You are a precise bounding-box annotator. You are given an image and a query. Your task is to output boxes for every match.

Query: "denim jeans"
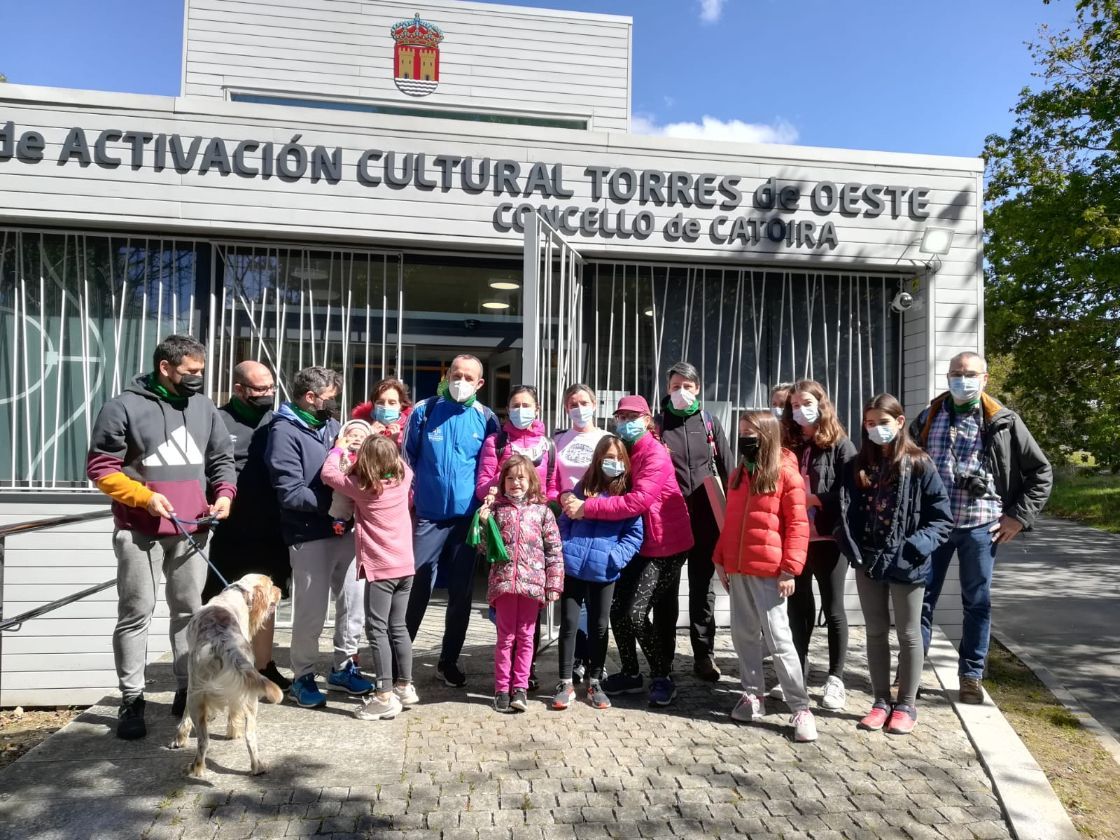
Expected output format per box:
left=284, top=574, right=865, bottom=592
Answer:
left=920, top=522, right=998, bottom=679
left=405, top=516, right=477, bottom=667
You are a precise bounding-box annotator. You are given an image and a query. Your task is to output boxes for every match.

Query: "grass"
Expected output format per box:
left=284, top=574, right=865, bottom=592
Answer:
left=1045, top=470, right=1120, bottom=533
left=985, top=639, right=1120, bottom=838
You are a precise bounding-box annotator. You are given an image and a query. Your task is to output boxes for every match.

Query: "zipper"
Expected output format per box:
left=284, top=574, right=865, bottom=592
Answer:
left=508, top=504, right=523, bottom=592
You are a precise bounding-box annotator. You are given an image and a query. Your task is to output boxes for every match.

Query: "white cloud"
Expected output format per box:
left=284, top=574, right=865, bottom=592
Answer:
left=631, top=113, right=799, bottom=146
left=698, top=0, right=726, bottom=23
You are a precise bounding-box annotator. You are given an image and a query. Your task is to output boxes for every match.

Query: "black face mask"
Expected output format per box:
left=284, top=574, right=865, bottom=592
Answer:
left=174, top=373, right=205, bottom=396
left=246, top=394, right=274, bottom=409
left=315, top=398, right=340, bottom=422
left=739, top=435, right=760, bottom=460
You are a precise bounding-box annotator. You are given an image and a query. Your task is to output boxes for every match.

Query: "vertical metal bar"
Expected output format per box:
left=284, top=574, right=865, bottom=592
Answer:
left=0, top=230, right=15, bottom=485
left=79, top=237, right=93, bottom=468
left=20, top=241, right=33, bottom=482
left=37, top=236, right=47, bottom=486
left=50, top=237, right=68, bottom=487
left=605, top=264, right=616, bottom=398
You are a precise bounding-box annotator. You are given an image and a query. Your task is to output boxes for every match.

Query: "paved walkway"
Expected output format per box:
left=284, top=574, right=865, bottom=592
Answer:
left=992, top=515, right=1120, bottom=738
left=0, top=596, right=1014, bottom=840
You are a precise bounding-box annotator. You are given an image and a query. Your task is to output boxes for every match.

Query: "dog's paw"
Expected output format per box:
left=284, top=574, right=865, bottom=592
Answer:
left=168, top=739, right=183, bottom=750
left=187, top=761, right=207, bottom=779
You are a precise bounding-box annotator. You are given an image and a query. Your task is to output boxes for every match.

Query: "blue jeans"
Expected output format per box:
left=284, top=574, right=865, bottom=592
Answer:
left=920, top=522, right=998, bottom=678
left=405, top=516, right=477, bottom=667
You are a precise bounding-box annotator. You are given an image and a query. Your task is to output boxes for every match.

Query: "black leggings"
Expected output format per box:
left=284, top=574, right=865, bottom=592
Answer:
left=787, top=540, right=849, bottom=679
left=558, top=578, right=615, bottom=682
left=610, top=553, right=686, bottom=679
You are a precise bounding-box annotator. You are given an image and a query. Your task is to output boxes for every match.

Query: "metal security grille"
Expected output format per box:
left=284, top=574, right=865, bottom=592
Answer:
left=585, top=263, right=903, bottom=436
left=211, top=243, right=404, bottom=412
left=0, top=229, right=204, bottom=489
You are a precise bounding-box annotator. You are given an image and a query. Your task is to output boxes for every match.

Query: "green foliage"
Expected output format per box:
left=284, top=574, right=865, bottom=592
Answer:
left=983, top=0, right=1120, bottom=466
left=1047, top=469, right=1120, bottom=531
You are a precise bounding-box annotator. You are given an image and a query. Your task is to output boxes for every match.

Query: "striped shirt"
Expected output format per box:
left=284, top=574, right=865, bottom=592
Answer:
left=927, top=404, right=1002, bottom=529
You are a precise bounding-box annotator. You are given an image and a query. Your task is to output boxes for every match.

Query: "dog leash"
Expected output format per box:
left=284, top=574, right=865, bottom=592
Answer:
left=169, top=513, right=230, bottom=589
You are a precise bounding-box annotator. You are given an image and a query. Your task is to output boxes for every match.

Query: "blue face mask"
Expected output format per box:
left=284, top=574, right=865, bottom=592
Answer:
left=601, top=458, right=626, bottom=478
left=568, top=405, right=595, bottom=428
left=373, top=405, right=400, bottom=424
left=948, top=376, right=983, bottom=403
left=509, top=407, right=536, bottom=430
left=616, top=419, right=646, bottom=443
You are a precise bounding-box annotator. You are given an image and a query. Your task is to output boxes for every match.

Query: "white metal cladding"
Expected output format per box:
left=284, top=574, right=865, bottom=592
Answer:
left=211, top=241, right=404, bottom=414
left=0, top=229, right=205, bottom=490
left=584, top=263, right=903, bottom=437
left=182, top=0, right=633, bottom=131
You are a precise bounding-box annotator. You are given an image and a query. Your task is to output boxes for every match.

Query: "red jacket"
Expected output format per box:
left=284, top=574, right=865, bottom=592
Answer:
left=715, top=449, right=809, bottom=578
left=582, top=432, right=693, bottom=557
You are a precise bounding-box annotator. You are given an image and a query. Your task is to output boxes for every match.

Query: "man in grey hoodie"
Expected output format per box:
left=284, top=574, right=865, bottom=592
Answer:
left=86, top=334, right=235, bottom=740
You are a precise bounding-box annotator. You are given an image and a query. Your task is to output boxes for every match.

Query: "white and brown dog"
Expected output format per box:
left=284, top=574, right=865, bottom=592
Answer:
left=170, top=573, right=283, bottom=778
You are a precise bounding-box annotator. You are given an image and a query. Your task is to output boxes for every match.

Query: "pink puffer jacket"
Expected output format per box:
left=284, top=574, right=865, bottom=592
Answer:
left=475, top=419, right=558, bottom=502
left=581, top=432, right=694, bottom=557
left=484, top=498, right=564, bottom=606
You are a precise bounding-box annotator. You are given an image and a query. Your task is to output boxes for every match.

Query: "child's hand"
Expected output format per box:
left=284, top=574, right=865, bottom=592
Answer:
left=546, top=590, right=560, bottom=602
left=370, top=421, right=387, bottom=435
left=715, top=565, right=729, bottom=591
left=479, top=506, right=490, bottom=522
left=777, top=574, right=795, bottom=599
left=333, top=434, right=347, bottom=450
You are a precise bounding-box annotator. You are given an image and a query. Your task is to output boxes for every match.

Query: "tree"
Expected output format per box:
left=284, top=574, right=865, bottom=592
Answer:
left=984, top=0, right=1120, bottom=468
left=0, top=73, right=7, bottom=83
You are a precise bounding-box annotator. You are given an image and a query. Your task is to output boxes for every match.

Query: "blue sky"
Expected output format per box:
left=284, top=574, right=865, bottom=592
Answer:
left=0, top=0, right=1074, bottom=157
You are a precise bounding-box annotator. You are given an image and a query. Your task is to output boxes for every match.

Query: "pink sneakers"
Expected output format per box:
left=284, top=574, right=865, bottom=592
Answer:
left=858, top=703, right=891, bottom=731
left=885, top=705, right=917, bottom=735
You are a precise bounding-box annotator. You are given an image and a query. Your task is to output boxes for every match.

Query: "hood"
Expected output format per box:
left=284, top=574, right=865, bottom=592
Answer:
left=502, top=418, right=547, bottom=440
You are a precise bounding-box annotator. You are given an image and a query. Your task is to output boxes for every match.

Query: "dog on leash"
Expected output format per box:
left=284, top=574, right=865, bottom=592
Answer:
left=170, top=573, right=283, bottom=778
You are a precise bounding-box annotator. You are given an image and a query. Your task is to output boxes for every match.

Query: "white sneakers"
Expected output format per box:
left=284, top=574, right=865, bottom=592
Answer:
left=354, top=693, right=403, bottom=720
left=394, top=683, right=420, bottom=706
left=820, top=675, right=847, bottom=711
left=792, top=709, right=818, bottom=742
left=731, top=692, right=765, bottom=722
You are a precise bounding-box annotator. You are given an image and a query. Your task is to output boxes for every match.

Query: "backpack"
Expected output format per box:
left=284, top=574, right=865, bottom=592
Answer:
left=496, top=430, right=557, bottom=486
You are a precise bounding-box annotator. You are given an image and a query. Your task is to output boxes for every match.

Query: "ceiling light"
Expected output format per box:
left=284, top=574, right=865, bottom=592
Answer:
left=489, top=280, right=520, bottom=291
left=482, top=301, right=510, bottom=310
left=291, top=267, right=329, bottom=281
left=919, top=228, right=954, bottom=256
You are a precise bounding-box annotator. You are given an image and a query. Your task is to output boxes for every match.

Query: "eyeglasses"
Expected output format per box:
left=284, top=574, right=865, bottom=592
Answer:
left=243, top=383, right=276, bottom=394
left=948, top=371, right=985, bottom=378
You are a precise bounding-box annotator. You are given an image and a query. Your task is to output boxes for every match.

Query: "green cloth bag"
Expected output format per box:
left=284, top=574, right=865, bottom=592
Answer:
left=466, top=508, right=510, bottom=565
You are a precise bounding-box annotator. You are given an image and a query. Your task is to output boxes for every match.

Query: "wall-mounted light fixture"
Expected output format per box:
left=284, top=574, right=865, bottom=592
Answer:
left=919, top=228, right=954, bottom=256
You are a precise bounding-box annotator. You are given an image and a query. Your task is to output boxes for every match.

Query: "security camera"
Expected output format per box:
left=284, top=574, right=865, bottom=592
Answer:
left=891, top=291, right=914, bottom=313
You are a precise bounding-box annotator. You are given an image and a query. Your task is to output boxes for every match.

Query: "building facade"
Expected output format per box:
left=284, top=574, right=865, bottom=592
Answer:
left=0, top=0, right=983, bottom=706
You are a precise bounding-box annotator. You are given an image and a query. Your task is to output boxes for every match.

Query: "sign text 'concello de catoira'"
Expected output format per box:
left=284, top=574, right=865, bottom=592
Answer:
left=0, top=123, right=938, bottom=249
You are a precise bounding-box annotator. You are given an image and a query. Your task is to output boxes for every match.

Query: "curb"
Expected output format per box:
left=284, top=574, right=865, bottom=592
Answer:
left=993, top=626, right=1120, bottom=768
left=928, top=627, right=1080, bottom=840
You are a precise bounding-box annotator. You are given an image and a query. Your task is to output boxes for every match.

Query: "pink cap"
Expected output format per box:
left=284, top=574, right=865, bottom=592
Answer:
left=615, top=395, right=651, bottom=416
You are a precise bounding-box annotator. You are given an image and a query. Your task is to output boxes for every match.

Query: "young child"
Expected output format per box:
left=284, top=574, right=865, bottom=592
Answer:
left=327, top=419, right=372, bottom=535
left=321, top=434, right=418, bottom=721
left=555, top=435, right=644, bottom=710
left=479, top=454, right=564, bottom=713
left=714, top=409, right=817, bottom=742
left=836, top=393, right=952, bottom=735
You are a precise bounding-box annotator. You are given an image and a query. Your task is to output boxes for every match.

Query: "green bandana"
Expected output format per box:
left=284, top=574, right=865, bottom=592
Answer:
left=437, top=377, right=478, bottom=408
left=228, top=395, right=267, bottom=425
left=290, top=402, right=324, bottom=428
left=666, top=400, right=701, bottom=418
left=951, top=397, right=981, bottom=414
left=147, top=373, right=187, bottom=405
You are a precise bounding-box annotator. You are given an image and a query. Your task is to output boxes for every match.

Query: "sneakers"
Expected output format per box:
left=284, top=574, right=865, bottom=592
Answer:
left=527, top=663, right=540, bottom=692
left=586, top=680, right=611, bottom=710
left=648, top=676, right=677, bottom=707
left=571, top=660, right=587, bottom=684
left=885, top=704, right=917, bottom=735
left=327, top=660, right=373, bottom=696
left=730, top=692, right=765, bottom=723
left=768, top=683, right=786, bottom=702
left=289, top=674, right=328, bottom=708
left=792, top=709, right=818, bottom=742
left=494, top=692, right=511, bottom=713
left=394, top=683, right=420, bottom=707
left=117, top=695, right=147, bottom=740
left=959, top=676, right=984, bottom=705
left=858, top=701, right=891, bottom=731
left=820, top=675, right=847, bottom=711
left=260, top=661, right=292, bottom=692
left=551, top=681, right=576, bottom=710
left=693, top=655, right=722, bottom=682
left=509, top=688, right=529, bottom=713
left=601, top=672, right=644, bottom=696
left=354, top=693, right=403, bottom=721
left=171, top=687, right=187, bottom=718
left=437, top=660, right=467, bottom=688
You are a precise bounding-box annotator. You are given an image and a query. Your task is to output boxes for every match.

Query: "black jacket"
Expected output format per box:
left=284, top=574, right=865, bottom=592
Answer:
left=836, top=455, right=954, bottom=585
left=790, top=436, right=857, bottom=537
left=214, top=403, right=281, bottom=543
left=912, top=392, right=1053, bottom=529
left=655, top=400, right=734, bottom=498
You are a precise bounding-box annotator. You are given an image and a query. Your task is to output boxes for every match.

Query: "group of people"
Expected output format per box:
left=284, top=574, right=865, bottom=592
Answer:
left=88, top=334, right=1052, bottom=745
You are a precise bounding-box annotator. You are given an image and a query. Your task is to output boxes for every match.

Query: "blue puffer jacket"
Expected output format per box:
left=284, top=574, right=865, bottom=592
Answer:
left=404, top=396, right=499, bottom=522
left=558, top=489, right=644, bottom=583
left=264, top=403, right=341, bottom=546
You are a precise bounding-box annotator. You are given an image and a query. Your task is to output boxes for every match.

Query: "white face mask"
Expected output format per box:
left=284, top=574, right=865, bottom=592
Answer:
left=601, top=458, right=626, bottom=478
left=867, top=423, right=898, bottom=445
left=449, top=379, right=476, bottom=403
left=568, top=405, right=595, bottom=428
left=948, top=376, right=983, bottom=403
left=771, top=406, right=784, bottom=419
left=670, top=387, right=697, bottom=411
left=793, top=403, right=819, bottom=426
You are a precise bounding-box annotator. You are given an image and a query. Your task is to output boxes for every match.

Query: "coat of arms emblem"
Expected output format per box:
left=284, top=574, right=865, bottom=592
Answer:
left=391, top=13, right=444, bottom=97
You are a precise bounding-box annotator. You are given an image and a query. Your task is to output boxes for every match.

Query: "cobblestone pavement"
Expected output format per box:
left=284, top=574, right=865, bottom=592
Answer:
left=0, top=594, right=1012, bottom=839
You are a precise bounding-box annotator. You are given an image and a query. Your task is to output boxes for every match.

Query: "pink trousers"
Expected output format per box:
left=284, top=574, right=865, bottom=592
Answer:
left=493, top=593, right=539, bottom=693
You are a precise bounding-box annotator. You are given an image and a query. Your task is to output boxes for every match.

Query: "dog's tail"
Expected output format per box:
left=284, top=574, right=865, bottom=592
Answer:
left=250, top=669, right=284, bottom=704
